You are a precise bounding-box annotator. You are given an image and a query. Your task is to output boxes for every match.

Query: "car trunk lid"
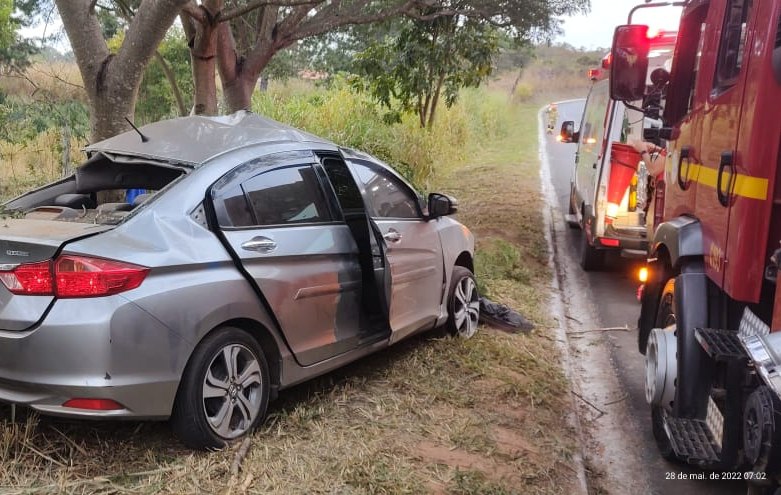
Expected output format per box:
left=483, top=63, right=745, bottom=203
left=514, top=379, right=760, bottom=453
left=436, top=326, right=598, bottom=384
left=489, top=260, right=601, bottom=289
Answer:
left=0, top=219, right=112, bottom=330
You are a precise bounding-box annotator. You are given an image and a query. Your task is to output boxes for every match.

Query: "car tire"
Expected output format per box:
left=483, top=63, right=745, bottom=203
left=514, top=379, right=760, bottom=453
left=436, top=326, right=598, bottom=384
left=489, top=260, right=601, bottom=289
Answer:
left=650, top=278, right=682, bottom=463
left=171, top=326, right=270, bottom=450
left=578, top=229, right=604, bottom=271
left=446, top=266, right=480, bottom=339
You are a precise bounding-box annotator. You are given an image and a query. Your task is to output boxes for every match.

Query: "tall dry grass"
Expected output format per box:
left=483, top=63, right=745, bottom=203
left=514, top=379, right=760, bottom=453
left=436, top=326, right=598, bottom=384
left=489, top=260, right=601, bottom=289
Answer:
left=252, top=79, right=511, bottom=190
left=0, top=61, right=85, bottom=103
left=0, top=130, right=86, bottom=200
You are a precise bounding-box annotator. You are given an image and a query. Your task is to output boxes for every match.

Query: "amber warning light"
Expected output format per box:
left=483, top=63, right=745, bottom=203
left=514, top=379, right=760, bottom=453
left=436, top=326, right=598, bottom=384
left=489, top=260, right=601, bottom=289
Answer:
left=638, top=267, right=649, bottom=283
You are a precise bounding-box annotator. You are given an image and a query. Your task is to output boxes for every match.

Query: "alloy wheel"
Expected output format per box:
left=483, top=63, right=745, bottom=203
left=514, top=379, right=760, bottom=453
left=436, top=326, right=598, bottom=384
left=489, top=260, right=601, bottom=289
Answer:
left=453, top=276, right=479, bottom=338
left=202, top=344, right=263, bottom=439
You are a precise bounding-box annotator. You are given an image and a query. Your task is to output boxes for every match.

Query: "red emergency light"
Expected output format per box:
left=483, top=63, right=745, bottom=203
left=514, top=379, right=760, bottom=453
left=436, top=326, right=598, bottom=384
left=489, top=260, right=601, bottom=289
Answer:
left=601, top=52, right=612, bottom=69
left=587, top=68, right=602, bottom=80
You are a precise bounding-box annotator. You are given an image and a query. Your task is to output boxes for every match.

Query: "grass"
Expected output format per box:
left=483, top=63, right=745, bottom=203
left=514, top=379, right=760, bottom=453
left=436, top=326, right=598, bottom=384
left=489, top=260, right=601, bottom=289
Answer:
left=0, top=83, right=578, bottom=493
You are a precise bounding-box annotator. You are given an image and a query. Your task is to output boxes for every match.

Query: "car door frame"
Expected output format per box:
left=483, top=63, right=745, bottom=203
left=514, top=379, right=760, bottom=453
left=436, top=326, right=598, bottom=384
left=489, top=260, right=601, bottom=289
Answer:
left=204, top=149, right=391, bottom=367
left=342, top=154, right=447, bottom=343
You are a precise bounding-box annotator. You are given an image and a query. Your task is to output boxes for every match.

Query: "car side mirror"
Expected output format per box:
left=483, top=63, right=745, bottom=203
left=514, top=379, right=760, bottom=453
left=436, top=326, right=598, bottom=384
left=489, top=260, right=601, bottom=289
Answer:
left=428, top=193, right=457, bottom=219
left=610, top=24, right=651, bottom=102
left=559, top=121, right=578, bottom=143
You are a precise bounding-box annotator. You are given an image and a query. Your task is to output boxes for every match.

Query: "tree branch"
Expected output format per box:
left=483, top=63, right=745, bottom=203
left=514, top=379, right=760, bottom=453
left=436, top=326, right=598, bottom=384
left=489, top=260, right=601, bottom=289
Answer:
left=153, top=51, right=188, bottom=116
left=114, top=0, right=191, bottom=89
left=286, top=1, right=415, bottom=44
left=215, top=20, right=239, bottom=83
left=54, top=0, right=110, bottom=94
left=241, top=5, right=280, bottom=76
left=219, top=0, right=321, bottom=23
left=181, top=1, right=207, bottom=24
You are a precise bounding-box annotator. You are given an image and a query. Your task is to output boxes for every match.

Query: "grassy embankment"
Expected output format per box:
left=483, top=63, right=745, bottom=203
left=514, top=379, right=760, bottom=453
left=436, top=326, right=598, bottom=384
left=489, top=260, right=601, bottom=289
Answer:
left=0, top=73, right=580, bottom=494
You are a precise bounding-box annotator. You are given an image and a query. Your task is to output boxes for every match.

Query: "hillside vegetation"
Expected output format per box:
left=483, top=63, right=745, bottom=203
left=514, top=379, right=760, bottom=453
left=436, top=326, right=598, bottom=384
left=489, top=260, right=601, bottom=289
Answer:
left=0, top=42, right=601, bottom=199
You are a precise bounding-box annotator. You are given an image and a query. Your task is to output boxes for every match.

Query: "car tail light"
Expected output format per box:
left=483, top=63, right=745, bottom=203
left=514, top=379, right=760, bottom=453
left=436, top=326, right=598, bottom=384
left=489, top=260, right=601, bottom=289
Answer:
left=599, top=238, right=620, bottom=247
left=0, top=256, right=148, bottom=298
left=55, top=255, right=148, bottom=298
left=63, top=398, right=124, bottom=410
left=0, top=261, right=53, bottom=295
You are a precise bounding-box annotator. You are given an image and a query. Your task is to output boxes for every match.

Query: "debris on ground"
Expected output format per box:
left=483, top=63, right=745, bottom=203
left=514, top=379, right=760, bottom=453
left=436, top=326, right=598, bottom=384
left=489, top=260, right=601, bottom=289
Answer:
left=479, top=297, right=534, bottom=333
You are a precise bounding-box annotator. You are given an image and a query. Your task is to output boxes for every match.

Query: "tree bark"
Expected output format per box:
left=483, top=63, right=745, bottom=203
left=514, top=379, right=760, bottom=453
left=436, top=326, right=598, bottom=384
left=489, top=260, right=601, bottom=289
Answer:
left=427, top=72, right=446, bottom=128
left=185, top=1, right=428, bottom=115
left=56, top=0, right=188, bottom=142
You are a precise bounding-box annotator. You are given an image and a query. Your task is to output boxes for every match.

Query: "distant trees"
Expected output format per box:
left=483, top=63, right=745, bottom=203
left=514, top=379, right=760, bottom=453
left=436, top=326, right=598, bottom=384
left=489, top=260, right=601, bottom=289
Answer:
left=353, top=16, right=499, bottom=128
left=50, top=0, right=589, bottom=142
left=0, top=0, right=38, bottom=73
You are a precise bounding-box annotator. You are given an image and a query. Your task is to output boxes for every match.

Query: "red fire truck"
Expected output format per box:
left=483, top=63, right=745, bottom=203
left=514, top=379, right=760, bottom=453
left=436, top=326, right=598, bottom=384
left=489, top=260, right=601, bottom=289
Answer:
left=610, top=0, right=781, bottom=489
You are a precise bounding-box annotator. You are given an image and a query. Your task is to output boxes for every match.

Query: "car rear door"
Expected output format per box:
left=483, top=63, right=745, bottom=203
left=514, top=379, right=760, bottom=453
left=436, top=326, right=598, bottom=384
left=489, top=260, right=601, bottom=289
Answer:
left=346, top=158, right=445, bottom=343
left=209, top=150, right=367, bottom=366
left=575, top=80, right=611, bottom=214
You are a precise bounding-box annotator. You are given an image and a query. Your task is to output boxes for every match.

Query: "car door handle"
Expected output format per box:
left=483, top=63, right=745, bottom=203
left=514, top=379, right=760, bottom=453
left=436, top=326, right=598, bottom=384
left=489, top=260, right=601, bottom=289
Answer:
left=241, top=236, right=277, bottom=253
left=383, top=229, right=402, bottom=243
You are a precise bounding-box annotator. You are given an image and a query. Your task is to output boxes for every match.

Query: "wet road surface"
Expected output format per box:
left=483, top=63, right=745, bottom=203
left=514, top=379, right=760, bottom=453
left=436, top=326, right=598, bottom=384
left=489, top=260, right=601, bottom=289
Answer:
left=543, top=99, right=744, bottom=495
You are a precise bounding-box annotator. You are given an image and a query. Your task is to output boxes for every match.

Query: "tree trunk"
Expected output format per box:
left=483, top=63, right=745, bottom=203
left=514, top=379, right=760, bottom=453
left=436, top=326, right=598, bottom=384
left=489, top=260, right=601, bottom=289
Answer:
left=90, top=90, right=138, bottom=142
left=223, top=75, right=255, bottom=112
left=192, top=53, right=218, bottom=115
left=186, top=6, right=220, bottom=116
left=56, top=0, right=187, bottom=141
left=427, top=72, right=446, bottom=128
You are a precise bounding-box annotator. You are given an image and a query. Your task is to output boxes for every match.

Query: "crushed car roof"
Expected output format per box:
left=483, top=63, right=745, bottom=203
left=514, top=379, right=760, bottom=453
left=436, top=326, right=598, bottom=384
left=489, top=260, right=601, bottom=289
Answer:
left=85, top=111, right=333, bottom=166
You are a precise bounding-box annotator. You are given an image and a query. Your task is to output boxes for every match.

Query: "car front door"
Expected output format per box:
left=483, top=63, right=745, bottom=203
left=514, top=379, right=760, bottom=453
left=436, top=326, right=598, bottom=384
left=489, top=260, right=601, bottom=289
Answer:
left=209, top=150, right=366, bottom=366
left=346, top=158, right=445, bottom=343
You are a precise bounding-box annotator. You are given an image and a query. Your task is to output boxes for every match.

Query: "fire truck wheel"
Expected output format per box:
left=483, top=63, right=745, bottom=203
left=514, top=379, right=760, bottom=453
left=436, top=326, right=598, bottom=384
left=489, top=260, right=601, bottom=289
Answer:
left=579, top=230, right=604, bottom=271
left=650, top=277, right=683, bottom=462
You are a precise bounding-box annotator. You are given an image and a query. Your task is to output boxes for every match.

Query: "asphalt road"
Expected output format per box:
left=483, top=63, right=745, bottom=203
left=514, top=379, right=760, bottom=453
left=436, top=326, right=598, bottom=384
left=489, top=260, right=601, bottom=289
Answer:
left=544, top=99, right=744, bottom=495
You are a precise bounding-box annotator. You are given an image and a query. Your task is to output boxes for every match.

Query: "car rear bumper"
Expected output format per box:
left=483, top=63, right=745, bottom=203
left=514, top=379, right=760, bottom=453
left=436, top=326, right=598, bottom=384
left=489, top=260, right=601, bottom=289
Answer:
left=593, top=235, right=648, bottom=252
left=0, top=295, right=186, bottom=419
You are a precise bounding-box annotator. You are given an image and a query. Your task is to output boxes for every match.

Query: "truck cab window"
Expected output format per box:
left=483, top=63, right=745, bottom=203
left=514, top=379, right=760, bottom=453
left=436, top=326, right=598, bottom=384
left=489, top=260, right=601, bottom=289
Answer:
left=714, top=0, right=753, bottom=91
left=664, top=5, right=708, bottom=123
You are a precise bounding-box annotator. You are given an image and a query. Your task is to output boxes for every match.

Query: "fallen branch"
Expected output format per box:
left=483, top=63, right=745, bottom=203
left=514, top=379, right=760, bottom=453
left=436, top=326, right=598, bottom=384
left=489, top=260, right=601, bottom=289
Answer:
left=567, top=325, right=630, bottom=335
left=231, top=437, right=252, bottom=476
left=571, top=391, right=606, bottom=418
left=604, top=394, right=628, bottom=406
left=564, top=314, right=582, bottom=324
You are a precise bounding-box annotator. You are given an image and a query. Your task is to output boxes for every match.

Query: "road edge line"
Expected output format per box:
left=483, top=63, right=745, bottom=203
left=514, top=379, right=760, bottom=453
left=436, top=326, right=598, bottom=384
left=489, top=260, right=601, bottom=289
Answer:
left=537, top=106, right=589, bottom=495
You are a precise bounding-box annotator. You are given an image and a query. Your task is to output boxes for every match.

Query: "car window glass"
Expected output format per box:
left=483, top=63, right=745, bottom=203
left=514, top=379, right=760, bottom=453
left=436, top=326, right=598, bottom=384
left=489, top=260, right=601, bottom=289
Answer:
left=349, top=162, right=420, bottom=218
left=321, top=157, right=365, bottom=212
left=579, top=80, right=609, bottom=163
left=243, top=166, right=331, bottom=226
left=217, top=183, right=254, bottom=227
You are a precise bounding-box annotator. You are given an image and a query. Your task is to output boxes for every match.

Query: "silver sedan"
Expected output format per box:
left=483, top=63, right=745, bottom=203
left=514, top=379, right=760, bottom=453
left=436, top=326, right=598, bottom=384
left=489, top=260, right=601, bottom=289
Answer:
left=0, top=111, right=478, bottom=449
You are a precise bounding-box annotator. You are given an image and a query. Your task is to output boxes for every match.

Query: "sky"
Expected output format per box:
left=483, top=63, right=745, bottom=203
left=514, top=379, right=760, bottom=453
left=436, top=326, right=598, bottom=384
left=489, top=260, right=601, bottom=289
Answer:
left=24, top=1, right=684, bottom=54
left=557, top=0, right=684, bottom=50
